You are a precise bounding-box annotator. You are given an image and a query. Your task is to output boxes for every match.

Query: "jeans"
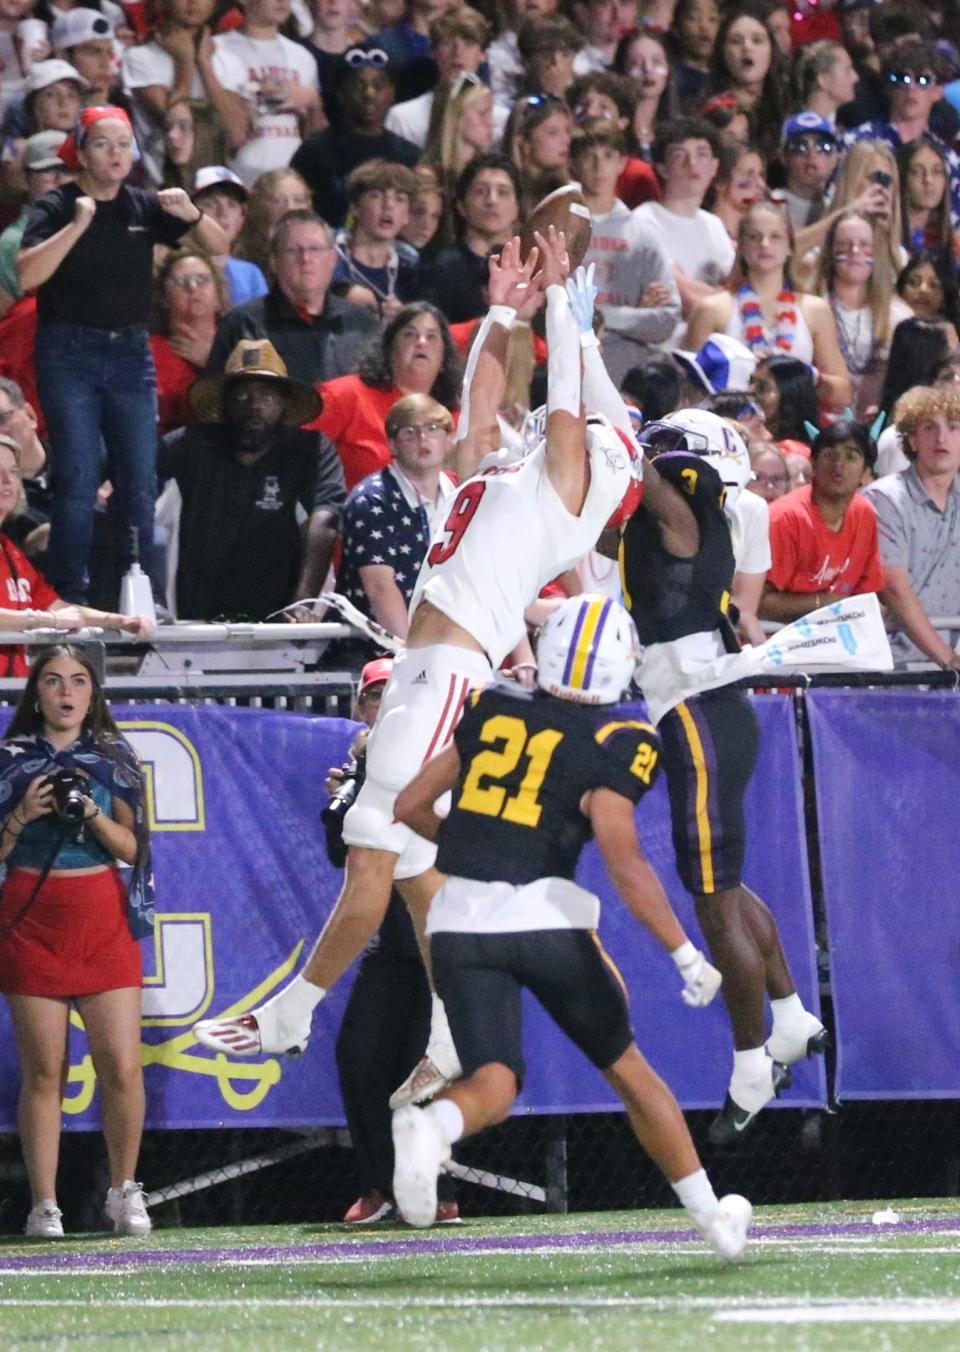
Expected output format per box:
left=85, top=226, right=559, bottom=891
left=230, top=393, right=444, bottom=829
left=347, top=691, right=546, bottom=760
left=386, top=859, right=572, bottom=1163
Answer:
left=35, top=321, right=158, bottom=604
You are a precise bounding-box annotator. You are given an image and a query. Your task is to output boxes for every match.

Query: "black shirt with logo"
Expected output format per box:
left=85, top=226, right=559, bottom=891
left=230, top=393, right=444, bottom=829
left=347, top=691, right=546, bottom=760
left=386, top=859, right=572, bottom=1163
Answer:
left=160, top=424, right=346, bottom=621
left=22, top=183, right=191, bottom=329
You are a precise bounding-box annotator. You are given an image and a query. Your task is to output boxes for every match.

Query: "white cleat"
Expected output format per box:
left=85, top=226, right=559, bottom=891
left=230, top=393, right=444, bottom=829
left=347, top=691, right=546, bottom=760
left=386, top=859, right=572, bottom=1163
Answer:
left=195, top=1002, right=311, bottom=1058
left=698, top=1194, right=752, bottom=1262
left=389, top=1041, right=462, bottom=1111
left=766, top=1013, right=830, bottom=1066
left=391, top=1106, right=451, bottom=1229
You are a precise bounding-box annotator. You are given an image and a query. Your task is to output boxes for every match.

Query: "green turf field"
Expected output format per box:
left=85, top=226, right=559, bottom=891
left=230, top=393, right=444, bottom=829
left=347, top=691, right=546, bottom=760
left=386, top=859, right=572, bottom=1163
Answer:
left=1, top=1201, right=958, bottom=1351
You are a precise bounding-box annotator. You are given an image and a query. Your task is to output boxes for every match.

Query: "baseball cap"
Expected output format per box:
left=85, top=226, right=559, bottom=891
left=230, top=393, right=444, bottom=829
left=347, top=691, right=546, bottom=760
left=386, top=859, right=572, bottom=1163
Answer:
left=193, top=165, right=248, bottom=202
left=25, top=59, right=89, bottom=96
left=51, top=8, right=113, bottom=49
left=358, top=657, right=393, bottom=695
left=783, top=111, right=838, bottom=147
left=672, top=335, right=756, bottom=396
left=23, top=129, right=69, bottom=172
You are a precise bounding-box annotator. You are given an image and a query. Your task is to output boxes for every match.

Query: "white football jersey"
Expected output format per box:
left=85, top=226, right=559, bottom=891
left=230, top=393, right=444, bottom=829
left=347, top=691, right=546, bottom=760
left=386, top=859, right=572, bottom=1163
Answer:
left=409, top=436, right=633, bottom=666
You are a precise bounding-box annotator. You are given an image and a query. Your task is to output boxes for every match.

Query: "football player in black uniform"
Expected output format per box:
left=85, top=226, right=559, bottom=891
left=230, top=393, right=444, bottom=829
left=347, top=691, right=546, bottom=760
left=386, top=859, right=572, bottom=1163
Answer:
left=619, top=408, right=827, bottom=1146
left=391, top=594, right=752, bottom=1261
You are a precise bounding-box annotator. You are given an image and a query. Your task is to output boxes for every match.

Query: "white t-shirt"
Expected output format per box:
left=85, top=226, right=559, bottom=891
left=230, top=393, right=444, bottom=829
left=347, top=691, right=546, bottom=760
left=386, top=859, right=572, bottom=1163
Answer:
left=385, top=89, right=433, bottom=148
left=633, top=202, right=734, bottom=348
left=122, top=40, right=246, bottom=185
left=729, top=488, right=771, bottom=575
left=213, top=30, right=318, bottom=186
left=634, top=202, right=735, bottom=286
left=0, top=31, right=26, bottom=114
left=410, top=437, right=634, bottom=667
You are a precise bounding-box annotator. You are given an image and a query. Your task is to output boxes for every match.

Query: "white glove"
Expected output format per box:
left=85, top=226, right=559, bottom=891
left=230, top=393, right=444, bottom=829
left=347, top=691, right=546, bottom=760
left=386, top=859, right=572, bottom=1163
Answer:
left=565, top=263, right=597, bottom=334
left=674, top=945, right=722, bottom=1008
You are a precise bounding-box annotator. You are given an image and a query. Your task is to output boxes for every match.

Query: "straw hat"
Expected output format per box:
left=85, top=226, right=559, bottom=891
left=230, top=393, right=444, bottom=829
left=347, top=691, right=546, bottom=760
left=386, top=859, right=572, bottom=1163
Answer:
left=188, top=340, right=322, bottom=427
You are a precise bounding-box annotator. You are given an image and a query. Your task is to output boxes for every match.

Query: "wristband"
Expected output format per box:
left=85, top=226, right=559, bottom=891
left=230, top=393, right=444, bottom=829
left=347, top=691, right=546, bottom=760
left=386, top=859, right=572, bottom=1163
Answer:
left=579, top=330, right=600, bottom=351
left=671, top=940, right=698, bottom=969
left=85, top=805, right=101, bottom=823
left=486, top=304, right=516, bottom=332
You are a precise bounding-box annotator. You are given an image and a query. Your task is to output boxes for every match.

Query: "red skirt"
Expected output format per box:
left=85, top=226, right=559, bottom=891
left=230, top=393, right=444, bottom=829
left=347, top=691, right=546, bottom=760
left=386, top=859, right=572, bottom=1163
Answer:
left=0, top=869, right=143, bottom=997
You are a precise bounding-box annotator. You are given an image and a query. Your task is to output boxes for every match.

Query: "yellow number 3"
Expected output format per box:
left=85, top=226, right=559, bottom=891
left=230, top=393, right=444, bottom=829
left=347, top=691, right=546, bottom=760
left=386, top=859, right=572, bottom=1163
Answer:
left=680, top=467, right=699, bottom=495
left=459, top=715, right=564, bottom=828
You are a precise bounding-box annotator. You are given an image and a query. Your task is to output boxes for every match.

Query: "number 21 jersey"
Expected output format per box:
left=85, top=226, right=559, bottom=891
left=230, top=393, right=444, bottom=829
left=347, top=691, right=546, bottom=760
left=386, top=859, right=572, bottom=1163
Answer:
left=436, top=684, right=661, bottom=885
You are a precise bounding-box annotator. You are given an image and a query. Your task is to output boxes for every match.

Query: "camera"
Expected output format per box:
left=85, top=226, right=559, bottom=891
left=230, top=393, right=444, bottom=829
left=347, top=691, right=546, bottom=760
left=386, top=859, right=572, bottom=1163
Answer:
left=44, top=769, right=88, bottom=825
left=322, top=768, right=360, bottom=827
left=869, top=170, right=893, bottom=189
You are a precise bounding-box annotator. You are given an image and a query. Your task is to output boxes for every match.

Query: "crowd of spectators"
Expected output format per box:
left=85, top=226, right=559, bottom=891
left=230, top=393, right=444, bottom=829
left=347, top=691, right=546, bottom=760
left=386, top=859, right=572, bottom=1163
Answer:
left=0, top=0, right=956, bottom=667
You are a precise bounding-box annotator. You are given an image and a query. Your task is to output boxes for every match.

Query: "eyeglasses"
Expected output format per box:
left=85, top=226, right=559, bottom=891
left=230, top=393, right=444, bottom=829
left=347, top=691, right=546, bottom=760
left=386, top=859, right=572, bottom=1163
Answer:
left=281, top=245, right=330, bottom=260
left=887, top=70, right=937, bottom=87
left=344, top=46, right=389, bottom=68
left=171, top=273, right=214, bottom=289
left=753, top=472, right=788, bottom=487
left=392, top=421, right=450, bottom=444
left=785, top=137, right=838, bottom=155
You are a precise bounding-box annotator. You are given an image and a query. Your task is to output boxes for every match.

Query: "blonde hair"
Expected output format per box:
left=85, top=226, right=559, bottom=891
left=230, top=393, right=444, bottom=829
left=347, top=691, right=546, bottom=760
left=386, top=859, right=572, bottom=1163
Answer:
left=893, top=384, right=960, bottom=438
left=385, top=393, right=453, bottom=436
left=234, top=168, right=312, bottom=276
left=830, top=140, right=903, bottom=277
left=731, top=202, right=798, bottom=290
left=423, top=76, right=494, bottom=194
left=817, top=210, right=897, bottom=346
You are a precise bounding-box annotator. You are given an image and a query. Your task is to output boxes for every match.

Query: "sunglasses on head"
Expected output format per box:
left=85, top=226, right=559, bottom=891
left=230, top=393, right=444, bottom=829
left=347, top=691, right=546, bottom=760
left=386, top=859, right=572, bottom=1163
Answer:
left=887, top=70, right=937, bottom=87
left=344, top=47, right=390, bottom=68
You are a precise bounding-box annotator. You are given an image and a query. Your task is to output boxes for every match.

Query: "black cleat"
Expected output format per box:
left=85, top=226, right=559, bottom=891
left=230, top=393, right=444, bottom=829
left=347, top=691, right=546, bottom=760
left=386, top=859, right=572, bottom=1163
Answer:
left=806, top=1026, right=831, bottom=1058
left=708, top=1061, right=792, bottom=1148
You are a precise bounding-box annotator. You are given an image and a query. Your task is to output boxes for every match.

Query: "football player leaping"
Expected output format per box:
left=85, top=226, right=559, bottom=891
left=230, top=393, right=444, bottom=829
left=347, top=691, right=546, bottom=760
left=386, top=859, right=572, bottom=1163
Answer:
left=195, top=232, right=649, bottom=1100
left=391, top=594, right=749, bottom=1260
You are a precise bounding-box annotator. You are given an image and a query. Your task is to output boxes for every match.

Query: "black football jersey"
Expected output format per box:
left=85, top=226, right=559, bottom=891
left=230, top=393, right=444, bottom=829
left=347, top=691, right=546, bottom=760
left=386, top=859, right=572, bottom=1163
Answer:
left=619, top=451, right=737, bottom=648
left=435, top=684, right=661, bottom=885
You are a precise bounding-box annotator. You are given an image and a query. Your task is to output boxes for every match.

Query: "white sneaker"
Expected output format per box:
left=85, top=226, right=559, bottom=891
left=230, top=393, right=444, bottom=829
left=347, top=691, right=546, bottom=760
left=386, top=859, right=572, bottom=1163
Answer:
left=25, top=1200, right=63, bottom=1238
left=767, top=1012, right=829, bottom=1066
left=105, top=1180, right=152, bottom=1236
left=698, top=1194, right=752, bottom=1262
left=392, top=1106, right=451, bottom=1229
left=195, top=999, right=312, bottom=1058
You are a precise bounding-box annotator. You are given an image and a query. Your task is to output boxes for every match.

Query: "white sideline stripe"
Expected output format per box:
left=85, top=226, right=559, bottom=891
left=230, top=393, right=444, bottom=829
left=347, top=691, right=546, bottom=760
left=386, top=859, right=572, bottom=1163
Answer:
left=0, top=1295, right=957, bottom=1314
left=716, top=1301, right=960, bottom=1325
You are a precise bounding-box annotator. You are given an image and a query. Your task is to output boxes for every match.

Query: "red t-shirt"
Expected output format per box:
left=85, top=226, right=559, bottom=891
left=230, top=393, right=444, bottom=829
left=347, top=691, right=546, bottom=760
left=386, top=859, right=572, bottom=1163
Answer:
left=767, top=485, right=885, bottom=598
left=0, top=534, right=60, bottom=677
left=449, top=320, right=548, bottom=365
left=309, top=377, right=398, bottom=492
left=0, top=297, right=40, bottom=435
left=616, top=158, right=661, bottom=211
left=149, top=335, right=198, bottom=435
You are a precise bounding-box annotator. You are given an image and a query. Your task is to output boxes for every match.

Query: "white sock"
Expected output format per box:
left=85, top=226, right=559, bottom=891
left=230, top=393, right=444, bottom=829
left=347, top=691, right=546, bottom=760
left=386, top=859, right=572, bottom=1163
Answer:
left=427, top=993, right=453, bottom=1050
left=730, top=1046, right=774, bottom=1113
left=770, top=992, right=815, bottom=1036
left=672, top=1168, right=719, bottom=1228
left=426, top=1098, right=464, bottom=1146
left=272, top=973, right=326, bottom=1019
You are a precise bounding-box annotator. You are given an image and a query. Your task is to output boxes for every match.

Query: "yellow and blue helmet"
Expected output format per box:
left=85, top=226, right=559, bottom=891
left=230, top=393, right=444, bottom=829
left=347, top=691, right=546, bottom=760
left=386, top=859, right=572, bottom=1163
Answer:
left=535, top=594, right=640, bottom=706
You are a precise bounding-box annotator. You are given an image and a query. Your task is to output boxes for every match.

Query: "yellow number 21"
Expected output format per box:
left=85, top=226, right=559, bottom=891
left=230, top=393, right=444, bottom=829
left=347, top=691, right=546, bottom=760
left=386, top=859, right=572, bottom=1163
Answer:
left=459, top=715, right=564, bottom=829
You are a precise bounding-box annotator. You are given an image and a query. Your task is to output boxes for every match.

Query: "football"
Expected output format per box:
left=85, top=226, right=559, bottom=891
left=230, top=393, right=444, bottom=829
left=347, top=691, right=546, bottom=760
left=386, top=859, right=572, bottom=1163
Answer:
left=518, top=183, right=593, bottom=271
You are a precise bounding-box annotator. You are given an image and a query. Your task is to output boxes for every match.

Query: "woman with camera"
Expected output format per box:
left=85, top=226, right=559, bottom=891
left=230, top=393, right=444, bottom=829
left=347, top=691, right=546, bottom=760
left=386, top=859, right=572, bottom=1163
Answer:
left=0, top=645, right=154, bottom=1239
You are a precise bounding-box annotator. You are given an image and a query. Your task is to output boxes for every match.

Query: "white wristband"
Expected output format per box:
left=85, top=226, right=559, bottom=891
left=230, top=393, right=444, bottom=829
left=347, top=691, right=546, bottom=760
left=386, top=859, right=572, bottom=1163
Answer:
left=671, top=940, right=699, bottom=969
left=486, top=305, right=517, bottom=332
left=579, top=330, right=600, bottom=351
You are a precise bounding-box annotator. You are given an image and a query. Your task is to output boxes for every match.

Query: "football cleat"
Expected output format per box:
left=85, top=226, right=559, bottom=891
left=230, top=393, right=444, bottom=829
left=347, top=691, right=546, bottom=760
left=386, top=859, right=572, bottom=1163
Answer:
left=389, top=1049, right=460, bottom=1111
left=392, top=1106, right=452, bottom=1229
left=194, top=1005, right=310, bottom=1058
left=343, top=1191, right=396, bottom=1224
left=767, top=1015, right=830, bottom=1067
left=697, top=1194, right=752, bottom=1262
left=708, top=1060, right=791, bottom=1148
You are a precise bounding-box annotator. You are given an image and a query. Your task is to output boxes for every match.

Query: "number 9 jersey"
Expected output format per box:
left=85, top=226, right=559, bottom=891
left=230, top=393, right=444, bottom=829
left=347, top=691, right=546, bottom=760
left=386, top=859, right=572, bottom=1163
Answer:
left=409, top=436, right=636, bottom=669
left=435, top=683, right=661, bottom=887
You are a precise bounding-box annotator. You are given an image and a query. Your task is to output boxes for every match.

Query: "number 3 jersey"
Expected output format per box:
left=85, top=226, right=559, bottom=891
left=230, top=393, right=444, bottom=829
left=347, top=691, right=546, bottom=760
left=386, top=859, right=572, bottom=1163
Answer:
left=409, top=437, right=635, bottom=668
left=435, top=683, right=661, bottom=888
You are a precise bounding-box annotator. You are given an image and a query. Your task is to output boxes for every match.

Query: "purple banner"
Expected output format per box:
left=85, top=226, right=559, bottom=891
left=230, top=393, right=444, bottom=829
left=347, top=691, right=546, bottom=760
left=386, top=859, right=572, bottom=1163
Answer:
left=0, top=697, right=824, bottom=1132
left=807, top=689, right=960, bottom=1100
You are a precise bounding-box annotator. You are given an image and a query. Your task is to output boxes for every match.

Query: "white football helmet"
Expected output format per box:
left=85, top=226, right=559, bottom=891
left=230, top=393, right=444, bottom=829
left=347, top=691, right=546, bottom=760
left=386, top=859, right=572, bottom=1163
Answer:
left=640, top=407, right=752, bottom=505
left=536, top=594, right=640, bottom=705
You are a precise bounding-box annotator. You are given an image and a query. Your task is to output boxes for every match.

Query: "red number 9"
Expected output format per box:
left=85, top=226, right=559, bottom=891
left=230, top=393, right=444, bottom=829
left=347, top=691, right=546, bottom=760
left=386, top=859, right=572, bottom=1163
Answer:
left=427, top=480, right=486, bottom=567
